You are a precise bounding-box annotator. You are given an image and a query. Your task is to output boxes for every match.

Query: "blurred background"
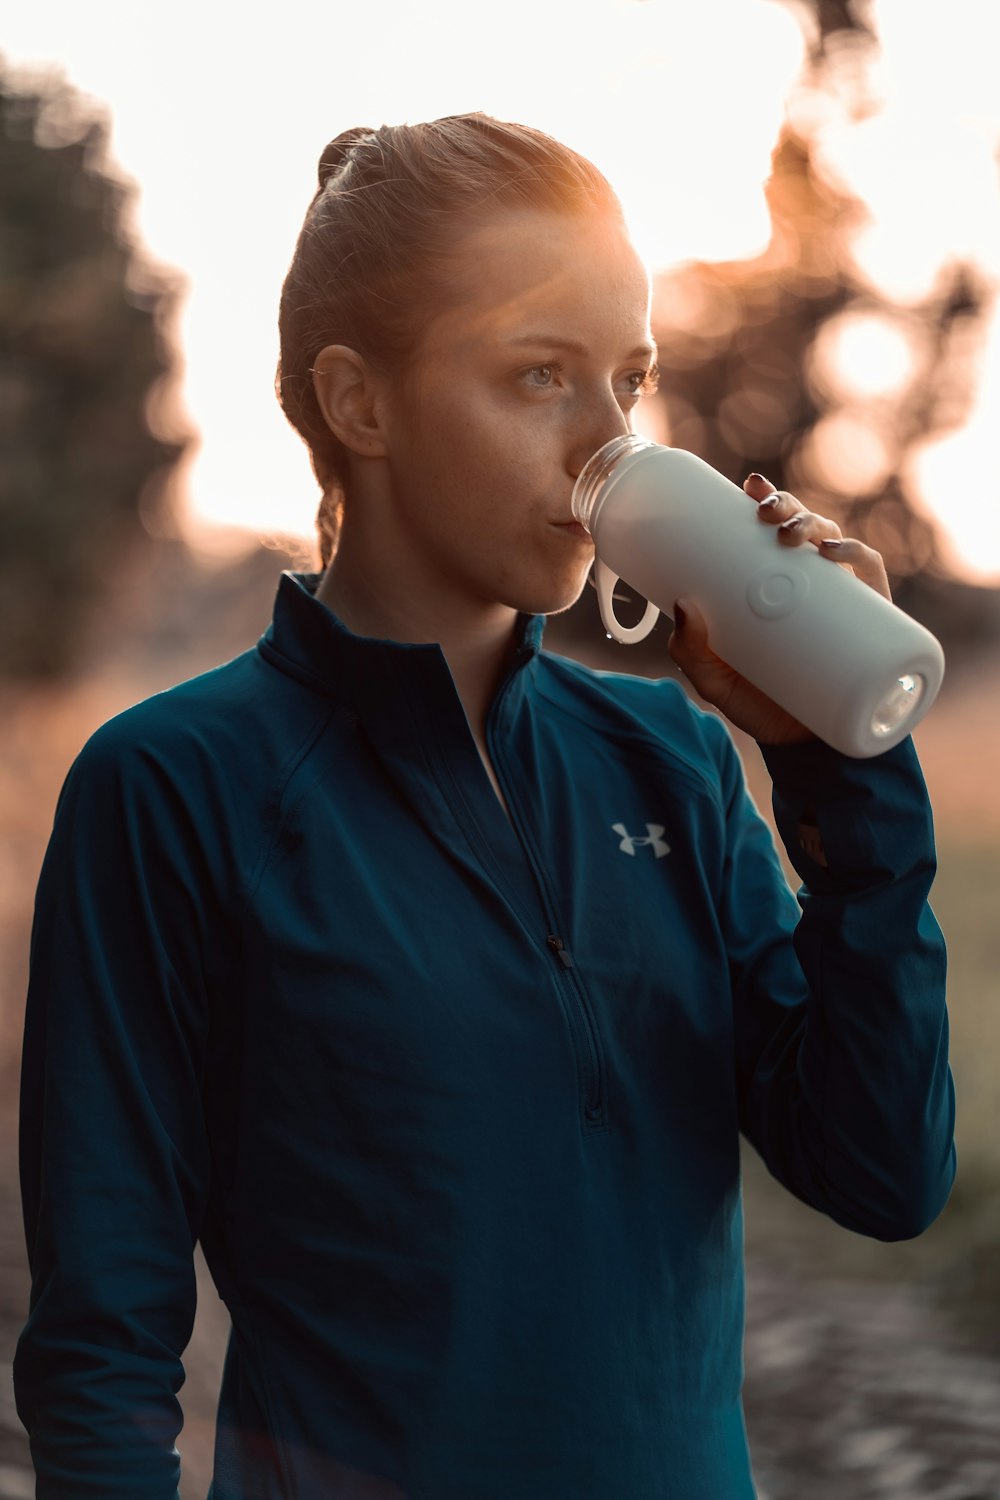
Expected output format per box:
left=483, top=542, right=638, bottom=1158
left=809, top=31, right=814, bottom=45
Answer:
left=1, top=1, right=999, bottom=1496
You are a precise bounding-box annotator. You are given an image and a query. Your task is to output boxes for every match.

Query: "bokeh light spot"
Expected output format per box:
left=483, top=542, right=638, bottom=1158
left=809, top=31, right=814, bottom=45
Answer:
left=798, top=409, right=895, bottom=497
left=808, top=309, right=920, bottom=404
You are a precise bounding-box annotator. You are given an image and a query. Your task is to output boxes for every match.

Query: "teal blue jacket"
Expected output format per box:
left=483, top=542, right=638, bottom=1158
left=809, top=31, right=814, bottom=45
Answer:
left=16, top=571, right=956, bottom=1499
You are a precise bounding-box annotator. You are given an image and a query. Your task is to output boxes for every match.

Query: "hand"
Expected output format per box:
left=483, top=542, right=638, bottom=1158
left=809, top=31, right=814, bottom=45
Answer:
left=666, top=472, right=892, bottom=745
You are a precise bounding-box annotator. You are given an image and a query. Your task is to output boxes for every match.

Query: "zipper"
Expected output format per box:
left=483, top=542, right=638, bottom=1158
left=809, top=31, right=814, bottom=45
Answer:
left=483, top=665, right=606, bottom=1129
left=546, top=936, right=604, bottom=1124
left=546, top=935, right=573, bottom=969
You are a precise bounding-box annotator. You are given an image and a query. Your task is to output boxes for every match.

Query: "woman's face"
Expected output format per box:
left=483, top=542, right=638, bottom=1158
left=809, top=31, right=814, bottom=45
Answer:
left=373, top=207, right=656, bottom=621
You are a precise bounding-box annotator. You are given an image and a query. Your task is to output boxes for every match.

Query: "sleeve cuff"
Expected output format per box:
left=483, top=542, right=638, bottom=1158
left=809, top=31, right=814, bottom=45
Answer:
left=755, top=735, right=935, bottom=890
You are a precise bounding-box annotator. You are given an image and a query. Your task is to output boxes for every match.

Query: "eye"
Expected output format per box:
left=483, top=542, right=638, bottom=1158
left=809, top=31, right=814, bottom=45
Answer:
left=520, top=361, right=564, bottom=390
left=624, top=365, right=660, bottom=398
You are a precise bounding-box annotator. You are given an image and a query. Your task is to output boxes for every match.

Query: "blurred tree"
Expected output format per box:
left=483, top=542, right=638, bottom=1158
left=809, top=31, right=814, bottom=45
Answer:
left=552, top=97, right=1000, bottom=662
left=0, top=60, right=190, bottom=678
left=783, top=0, right=875, bottom=54
left=647, top=127, right=955, bottom=578
left=646, top=104, right=1000, bottom=638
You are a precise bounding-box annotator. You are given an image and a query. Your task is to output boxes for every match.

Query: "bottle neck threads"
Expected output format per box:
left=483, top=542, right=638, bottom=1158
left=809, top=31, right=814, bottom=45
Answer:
left=571, top=434, right=659, bottom=532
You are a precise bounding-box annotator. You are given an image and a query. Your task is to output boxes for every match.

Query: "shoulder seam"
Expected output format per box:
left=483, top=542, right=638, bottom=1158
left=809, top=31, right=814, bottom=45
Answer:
left=534, top=659, right=727, bottom=808
left=242, top=703, right=342, bottom=908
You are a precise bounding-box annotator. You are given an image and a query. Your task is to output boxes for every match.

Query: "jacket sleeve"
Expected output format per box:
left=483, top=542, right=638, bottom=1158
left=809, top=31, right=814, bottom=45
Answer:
left=716, top=725, right=956, bottom=1241
left=15, top=717, right=216, bottom=1498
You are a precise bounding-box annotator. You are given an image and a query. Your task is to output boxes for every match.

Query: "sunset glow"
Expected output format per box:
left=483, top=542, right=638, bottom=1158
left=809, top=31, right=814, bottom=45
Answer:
left=906, top=300, right=1000, bottom=582
left=3, top=0, right=999, bottom=579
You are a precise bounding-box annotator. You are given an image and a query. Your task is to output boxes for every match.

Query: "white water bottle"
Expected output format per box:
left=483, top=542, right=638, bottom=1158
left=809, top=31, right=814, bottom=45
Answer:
left=571, top=435, right=945, bottom=758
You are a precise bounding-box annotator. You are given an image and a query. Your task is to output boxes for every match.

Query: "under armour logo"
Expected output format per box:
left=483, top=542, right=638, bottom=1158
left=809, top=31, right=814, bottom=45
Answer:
left=612, top=822, right=671, bottom=858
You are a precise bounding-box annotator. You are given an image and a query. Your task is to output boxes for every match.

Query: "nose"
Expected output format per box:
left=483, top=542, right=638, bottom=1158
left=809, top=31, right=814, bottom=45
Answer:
left=566, top=399, right=633, bottom=480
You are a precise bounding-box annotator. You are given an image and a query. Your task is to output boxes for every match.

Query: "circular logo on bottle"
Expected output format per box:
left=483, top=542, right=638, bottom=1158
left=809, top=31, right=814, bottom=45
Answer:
left=746, top=563, right=810, bottom=619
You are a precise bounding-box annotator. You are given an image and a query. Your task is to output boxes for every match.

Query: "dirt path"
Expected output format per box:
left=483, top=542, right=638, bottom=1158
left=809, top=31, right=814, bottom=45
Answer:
left=743, top=1255, right=1000, bottom=1499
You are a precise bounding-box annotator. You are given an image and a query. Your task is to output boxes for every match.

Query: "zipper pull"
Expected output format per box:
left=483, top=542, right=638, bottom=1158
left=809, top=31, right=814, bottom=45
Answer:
left=546, top=935, right=574, bottom=969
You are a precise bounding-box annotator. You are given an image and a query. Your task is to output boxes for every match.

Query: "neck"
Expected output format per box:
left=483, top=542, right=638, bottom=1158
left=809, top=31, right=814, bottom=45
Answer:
left=314, top=544, right=521, bottom=743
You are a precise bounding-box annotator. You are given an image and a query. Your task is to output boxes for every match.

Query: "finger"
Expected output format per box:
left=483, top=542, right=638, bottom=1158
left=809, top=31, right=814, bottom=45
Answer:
left=818, top=537, right=892, bottom=600
left=744, top=474, right=806, bottom=526
left=669, top=597, right=711, bottom=656
left=743, top=472, right=777, bottom=502
left=669, top=597, right=796, bottom=736
left=668, top=598, right=737, bottom=708
left=776, top=510, right=843, bottom=547
left=757, top=490, right=806, bottom=525
left=667, top=598, right=705, bottom=681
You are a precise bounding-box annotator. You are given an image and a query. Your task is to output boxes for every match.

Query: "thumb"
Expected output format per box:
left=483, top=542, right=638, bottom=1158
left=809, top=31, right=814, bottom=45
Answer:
left=667, top=597, right=710, bottom=671
left=667, top=597, right=733, bottom=702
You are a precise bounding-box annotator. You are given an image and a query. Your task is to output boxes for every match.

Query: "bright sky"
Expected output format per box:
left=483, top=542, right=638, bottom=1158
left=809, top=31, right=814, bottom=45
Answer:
left=4, top=0, right=1000, bottom=580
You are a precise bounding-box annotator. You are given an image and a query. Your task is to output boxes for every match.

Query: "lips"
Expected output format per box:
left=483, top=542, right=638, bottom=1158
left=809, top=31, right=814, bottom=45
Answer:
left=553, top=520, right=591, bottom=539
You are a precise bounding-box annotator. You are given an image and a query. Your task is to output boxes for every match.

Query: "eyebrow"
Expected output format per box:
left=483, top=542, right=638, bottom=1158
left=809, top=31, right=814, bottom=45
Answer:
left=502, top=334, right=658, bottom=362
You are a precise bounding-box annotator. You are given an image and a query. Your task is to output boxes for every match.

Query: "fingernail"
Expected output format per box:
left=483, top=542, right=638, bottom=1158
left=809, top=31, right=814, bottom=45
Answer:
left=779, top=514, right=804, bottom=532
left=820, top=537, right=843, bottom=549
left=757, top=494, right=780, bottom=511
left=746, top=472, right=767, bottom=484
left=673, top=601, right=687, bottom=629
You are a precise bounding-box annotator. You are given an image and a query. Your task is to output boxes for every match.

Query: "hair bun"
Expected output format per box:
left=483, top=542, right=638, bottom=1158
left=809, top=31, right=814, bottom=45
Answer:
left=318, top=127, right=376, bottom=190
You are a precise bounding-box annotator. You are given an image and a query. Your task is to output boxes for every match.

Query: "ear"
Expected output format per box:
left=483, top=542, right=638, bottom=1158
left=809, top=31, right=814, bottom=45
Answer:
left=311, top=344, right=389, bottom=459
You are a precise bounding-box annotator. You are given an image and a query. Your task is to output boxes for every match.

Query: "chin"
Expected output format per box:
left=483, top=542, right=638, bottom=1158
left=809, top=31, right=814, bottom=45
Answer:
left=512, top=555, right=590, bottom=612
left=512, top=580, right=590, bottom=618
left=492, top=558, right=592, bottom=619
left=541, top=591, right=588, bottom=619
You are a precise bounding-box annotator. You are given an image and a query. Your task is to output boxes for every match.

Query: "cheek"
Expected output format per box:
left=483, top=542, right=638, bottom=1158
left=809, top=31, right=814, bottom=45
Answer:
left=398, top=378, right=553, bottom=522
left=440, top=433, right=540, bottom=520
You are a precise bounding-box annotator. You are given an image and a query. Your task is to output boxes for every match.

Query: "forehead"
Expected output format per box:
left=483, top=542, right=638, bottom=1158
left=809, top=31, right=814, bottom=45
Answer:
left=421, top=209, right=652, bottom=357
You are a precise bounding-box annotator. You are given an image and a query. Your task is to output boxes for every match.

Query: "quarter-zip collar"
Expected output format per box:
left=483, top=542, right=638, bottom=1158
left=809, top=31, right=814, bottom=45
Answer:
left=257, top=571, right=545, bottom=726
left=258, top=569, right=546, bottom=917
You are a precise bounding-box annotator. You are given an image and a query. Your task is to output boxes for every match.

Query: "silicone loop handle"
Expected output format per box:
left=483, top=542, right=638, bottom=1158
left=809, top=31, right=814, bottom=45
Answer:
left=595, top=559, right=660, bottom=645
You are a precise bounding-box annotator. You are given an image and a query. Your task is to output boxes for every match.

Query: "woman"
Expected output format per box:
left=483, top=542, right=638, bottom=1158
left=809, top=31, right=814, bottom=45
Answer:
left=15, top=114, right=956, bottom=1500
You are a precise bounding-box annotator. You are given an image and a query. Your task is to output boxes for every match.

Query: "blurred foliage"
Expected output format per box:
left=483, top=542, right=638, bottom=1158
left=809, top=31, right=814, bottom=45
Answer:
left=783, top=0, right=875, bottom=53
left=554, top=0, right=1000, bottom=660
left=0, top=60, right=190, bottom=679
left=552, top=115, right=1000, bottom=662
left=649, top=128, right=990, bottom=586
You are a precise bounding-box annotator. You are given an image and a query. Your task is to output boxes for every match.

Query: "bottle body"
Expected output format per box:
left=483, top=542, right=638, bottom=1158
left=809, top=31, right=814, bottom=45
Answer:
left=571, top=437, right=945, bottom=758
